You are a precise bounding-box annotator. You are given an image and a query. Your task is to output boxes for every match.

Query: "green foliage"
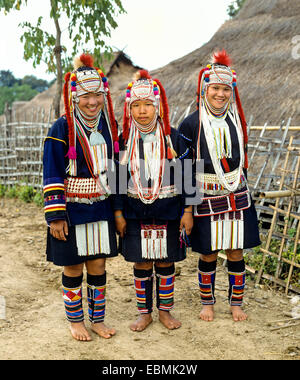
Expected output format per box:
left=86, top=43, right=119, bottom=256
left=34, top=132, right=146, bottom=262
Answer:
left=1, top=0, right=126, bottom=75
left=244, top=235, right=300, bottom=289
left=0, top=184, right=43, bottom=207
left=0, top=70, right=51, bottom=115
left=227, top=0, right=246, bottom=18
left=0, top=70, right=19, bottom=87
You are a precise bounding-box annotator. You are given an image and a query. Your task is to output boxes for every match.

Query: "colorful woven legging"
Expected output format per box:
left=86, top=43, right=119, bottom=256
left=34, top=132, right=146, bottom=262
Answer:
left=133, top=268, right=154, bottom=314
left=198, top=259, right=217, bottom=305
left=62, top=273, right=84, bottom=323
left=87, top=272, right=106, bottom=323
left=227, top=260, right=246, bottom=306
left=155, top=264, right=175, bottom=311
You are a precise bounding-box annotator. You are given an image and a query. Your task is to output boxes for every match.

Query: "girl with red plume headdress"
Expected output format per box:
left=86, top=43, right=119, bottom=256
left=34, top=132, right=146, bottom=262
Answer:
left=43, top=52, right=119, bottom=342
left=114, top=69, right=192, bottom=332
left=178, top=49, right=260, bottom=323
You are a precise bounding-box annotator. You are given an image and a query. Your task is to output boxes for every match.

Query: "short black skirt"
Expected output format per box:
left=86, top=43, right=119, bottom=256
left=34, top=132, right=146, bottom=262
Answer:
left=119, top=218, right=186, bottom=263
left=191, top=202, right=261, bottom=255
left=46, top=220, right=118, bottom=266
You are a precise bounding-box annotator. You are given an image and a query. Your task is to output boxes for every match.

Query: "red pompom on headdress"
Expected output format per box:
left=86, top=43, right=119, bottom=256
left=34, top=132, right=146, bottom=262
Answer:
left=79, top=53, right=94, bottom=68
left=213, top=49, right=232, bottom=67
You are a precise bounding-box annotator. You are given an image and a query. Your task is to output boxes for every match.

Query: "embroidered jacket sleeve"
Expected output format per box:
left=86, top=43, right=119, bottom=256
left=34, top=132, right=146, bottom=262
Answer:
left=43, top=117, right=68, bottom=224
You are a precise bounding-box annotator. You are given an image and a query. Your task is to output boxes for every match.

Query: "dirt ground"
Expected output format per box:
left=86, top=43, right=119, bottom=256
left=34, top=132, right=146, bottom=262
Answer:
left=0, top=198, right=299, bottom=361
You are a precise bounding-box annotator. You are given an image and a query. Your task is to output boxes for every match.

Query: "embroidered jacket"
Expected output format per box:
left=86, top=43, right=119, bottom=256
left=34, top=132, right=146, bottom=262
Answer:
left=43, top=113, right=115, bottom=226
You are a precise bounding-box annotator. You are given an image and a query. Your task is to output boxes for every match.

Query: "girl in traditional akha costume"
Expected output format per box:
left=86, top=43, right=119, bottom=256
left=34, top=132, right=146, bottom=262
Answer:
left=114, top=70, right=193, bottom=331
left=43, top=53, right=119, bottom=341
left=179, top=50, right=260, bottom=322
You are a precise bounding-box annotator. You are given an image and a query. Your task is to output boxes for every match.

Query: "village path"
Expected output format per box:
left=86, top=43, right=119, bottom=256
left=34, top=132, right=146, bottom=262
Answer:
left=0, top=198, right=299, bottom=361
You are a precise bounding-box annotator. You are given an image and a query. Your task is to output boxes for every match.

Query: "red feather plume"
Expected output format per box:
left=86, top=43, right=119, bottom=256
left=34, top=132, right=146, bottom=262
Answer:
left=79, top=53, right=94, bottom=68
left=213, top=49, right=232, bottom=67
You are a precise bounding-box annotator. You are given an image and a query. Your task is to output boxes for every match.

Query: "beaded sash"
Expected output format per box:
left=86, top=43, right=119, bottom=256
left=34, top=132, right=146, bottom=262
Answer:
left=194, top=187, right=251, bottom=217
left=65, top=177, right=109, bottom=204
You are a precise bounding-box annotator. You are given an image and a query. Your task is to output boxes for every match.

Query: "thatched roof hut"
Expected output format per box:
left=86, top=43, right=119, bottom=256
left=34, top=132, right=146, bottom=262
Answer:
left=111, top=0, right=300, bottom=128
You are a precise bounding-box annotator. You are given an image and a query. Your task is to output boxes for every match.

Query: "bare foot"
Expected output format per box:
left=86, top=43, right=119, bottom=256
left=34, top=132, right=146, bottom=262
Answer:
left=130, top=314, right=153, bottom=332
left=91, top=322, right=116, bottom=339
left=199, top=305, right=214, bottom=321
left=159, top=310, right=181, bottom=330
left=70, top=322, right=92, bottom=341
left=231, top=306, right=248, bottom=322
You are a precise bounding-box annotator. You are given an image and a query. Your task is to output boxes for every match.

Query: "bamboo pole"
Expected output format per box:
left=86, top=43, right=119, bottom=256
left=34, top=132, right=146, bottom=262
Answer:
left=255, top=136, right=293, bottom=286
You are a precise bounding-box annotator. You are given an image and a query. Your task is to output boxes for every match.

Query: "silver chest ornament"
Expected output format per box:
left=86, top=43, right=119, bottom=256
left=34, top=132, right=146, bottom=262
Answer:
left=89, top=130, right=106, bottom=146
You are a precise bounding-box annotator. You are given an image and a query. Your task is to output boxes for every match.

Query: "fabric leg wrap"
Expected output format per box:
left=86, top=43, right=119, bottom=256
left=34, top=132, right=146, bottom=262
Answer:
left=227, top=260, right=246, bottom=306
left=87, top=272, right=106, bottom=323
left=133, top=268, right=154, bottom=314
left=155, top=264, right=175, bottom=312
left=198, top=259, right=217, bottom=305
left=62, top=273, right=84, bottom=323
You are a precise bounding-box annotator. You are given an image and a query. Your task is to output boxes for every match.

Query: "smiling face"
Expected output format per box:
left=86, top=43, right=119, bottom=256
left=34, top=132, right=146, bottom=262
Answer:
left=130, top=99, right=156, bottom=125
left=206, top=84, right=232, bottom=110
left=78, top=92, right=104, bottom=117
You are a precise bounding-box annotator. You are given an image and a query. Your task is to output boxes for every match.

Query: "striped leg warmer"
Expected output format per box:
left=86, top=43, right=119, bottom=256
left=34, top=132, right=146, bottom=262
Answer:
left=198, top=259, right=217, bottom=305
left=133, top=268, right=154, bottom=314
left=155, top=264, right=175, bottom=312
left=62, top=273, right=84, bottom=323
left=87, top=272, right=106, bottom=323
left=227, top=260, right=246, bottom=307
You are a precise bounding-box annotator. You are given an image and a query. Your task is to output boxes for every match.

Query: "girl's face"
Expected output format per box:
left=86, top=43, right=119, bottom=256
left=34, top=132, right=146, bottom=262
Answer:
left=131, top=99, right=156, bottom=125
left=206, top=84, right=232, bottom=109
left=78, top=92, right=104, bottom=117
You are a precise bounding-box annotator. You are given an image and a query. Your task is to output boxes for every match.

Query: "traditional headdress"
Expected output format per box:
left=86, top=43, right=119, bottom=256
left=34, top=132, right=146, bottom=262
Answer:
left=63, top=53, right=119, bottom=176
left=122, top=69, right=176, bottom=160
left=121, top=70, right=176, bottom=204
left=196, top=49, right=248, bottom=169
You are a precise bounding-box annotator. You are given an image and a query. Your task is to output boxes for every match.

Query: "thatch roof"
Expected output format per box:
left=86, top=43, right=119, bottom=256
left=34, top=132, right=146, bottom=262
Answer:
left=112, top=0, right=300, bottom=128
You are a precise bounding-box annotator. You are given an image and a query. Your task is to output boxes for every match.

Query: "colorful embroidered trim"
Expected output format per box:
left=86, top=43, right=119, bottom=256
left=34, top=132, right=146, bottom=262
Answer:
left=228, top=271, right=246, bottom=306
left=156, top=273, right=175, bottom=311
left=198, top=270, right=216, bottom=305
left=62, top=285, right=84, bottom=323
left=43, top=177, right=66, bottom=220
left=133, top=274, right=154, bottom=314
left=87, top=284, right=106, bottom=323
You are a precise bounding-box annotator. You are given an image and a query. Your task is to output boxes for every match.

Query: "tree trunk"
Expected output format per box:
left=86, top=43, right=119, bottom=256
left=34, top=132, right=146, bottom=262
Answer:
left=53, top=17, right=63, bottom=119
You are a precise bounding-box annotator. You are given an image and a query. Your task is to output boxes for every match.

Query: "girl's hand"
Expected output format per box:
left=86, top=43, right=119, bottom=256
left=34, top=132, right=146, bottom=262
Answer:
left=50, top=220, right=69, bottom=241
left=114, top=211, right=127, bottom=238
